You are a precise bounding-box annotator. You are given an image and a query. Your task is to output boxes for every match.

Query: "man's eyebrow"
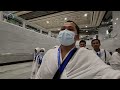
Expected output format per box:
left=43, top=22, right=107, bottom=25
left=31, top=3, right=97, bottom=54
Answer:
left=68, top=26, right=74, bottom=28
left=62, top=26, right=74, bottom=28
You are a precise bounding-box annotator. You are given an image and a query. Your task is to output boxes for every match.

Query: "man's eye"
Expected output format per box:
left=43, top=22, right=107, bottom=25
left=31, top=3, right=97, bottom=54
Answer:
left=68, top=29, right=74, bottom=31
left=61, top=28, right=65, bottom=30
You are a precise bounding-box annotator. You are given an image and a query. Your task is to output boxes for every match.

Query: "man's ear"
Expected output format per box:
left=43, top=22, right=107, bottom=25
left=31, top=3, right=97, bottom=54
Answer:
left=75, top=35, right=80, bottom=41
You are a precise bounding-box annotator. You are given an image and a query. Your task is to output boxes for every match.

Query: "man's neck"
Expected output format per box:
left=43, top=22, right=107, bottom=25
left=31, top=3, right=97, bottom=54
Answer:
left=94, top=48, right=100, bottom=52
left=60, top=44, right=75, bottom=53
left=60, top=44, right=76, bottom=60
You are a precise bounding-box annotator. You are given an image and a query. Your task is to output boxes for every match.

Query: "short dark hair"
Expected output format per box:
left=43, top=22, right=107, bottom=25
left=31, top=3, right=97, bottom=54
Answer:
left=66, top=20, right=80, bottom=35
left=115, top=49, right=118, bottom=52
left=117, top=48, right=120, bottom=51
left=91, top=39, right=101, bottom=44
left=79, top=40, right=86, bottom=44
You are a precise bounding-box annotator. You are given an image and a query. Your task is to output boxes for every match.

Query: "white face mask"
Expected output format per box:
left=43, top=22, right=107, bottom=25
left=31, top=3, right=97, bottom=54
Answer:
left=57, top=29, right=76, bottom=46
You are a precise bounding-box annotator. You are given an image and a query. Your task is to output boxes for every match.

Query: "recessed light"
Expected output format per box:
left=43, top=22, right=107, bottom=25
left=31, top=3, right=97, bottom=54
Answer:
left=114, top=23, right=116, bottom=25
left=64, top=18, right=67, bottom=20
left=46, top=21, right=49, bottom=24
left=85, top=26, right=88, bottom=27
left=84, top=13, right=88, bottom=17
left=106, top=30, right=109, bottom=34
left=116, top=18, right=119, bottom=20
left=86, top=31, right=88, bottom=32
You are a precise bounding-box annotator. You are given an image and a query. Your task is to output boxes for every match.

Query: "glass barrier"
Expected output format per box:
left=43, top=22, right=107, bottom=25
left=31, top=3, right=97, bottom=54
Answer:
left=25, top=24, right=40, bottom=32
left=3, top=14, right=23, bottom=27
left=2, top=13, right=57, bottom=37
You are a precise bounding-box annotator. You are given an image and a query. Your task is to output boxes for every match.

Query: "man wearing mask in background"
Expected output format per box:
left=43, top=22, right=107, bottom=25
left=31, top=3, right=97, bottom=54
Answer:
left=31, top=47, right=40, bottom=79
left=30, top=48, right=45, bottom=79
left=35, top=20, right=120, bottom=79
left=91, top=39, right=111, bottom=65
left=109, top=48, right=120, bottom=70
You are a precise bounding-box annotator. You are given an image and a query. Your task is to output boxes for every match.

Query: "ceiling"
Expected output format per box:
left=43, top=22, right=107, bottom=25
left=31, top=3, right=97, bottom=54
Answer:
left=18, top=11, right=61, bottom=20
left=27, top=11, right=93, bottom=29
left=4, top=11, right=112, bottom=39
left=12, top=11, right=106, bottom=31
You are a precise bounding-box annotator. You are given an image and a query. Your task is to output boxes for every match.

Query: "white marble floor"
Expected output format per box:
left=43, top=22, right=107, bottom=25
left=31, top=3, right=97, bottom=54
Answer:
left=0, top=62, right=33, bottom=79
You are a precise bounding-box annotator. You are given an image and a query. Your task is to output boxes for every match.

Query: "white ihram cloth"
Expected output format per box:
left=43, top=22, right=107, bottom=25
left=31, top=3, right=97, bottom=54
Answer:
left=35, top=47, right=120, bottom=79
left=92, top=49, right=111, bottom=64
left=109, top=52, right=120, bottom=70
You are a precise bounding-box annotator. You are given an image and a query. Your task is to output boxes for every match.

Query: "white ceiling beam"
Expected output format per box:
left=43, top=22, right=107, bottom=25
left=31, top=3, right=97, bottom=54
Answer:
left=91, top=11, right=100, bottom=26
left=27, top=11, right=75, bottom=22
left=96, top=11, right=106, bottom=26
left=90, top=11, right=94, bottom=26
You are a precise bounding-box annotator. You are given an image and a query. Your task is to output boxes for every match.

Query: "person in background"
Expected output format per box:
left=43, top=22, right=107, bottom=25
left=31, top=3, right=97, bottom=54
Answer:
left=79, top=40, right=86, bottom=48
left=91, top=39, right=111, bottom=65
left=33, top=47, right=40, bottom=61
left=30, top=48, right=45, bottom=79
left=35, top=20, right=120, bottom=79
left=109, top=48, right=120, bottom=70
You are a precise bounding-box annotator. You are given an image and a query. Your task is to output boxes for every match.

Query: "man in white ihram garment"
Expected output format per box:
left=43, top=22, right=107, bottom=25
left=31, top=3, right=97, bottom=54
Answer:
left=109, top=48, right=120, bottom=70
left=91, top=39, right=111, bottom=65
left=31, top=48, right=45, bottom=79
left=35, top=20, right=120, bottom=79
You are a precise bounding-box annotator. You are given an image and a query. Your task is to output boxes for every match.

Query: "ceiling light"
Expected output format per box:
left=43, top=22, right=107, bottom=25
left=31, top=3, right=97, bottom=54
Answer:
left=81, top=36, right=83, bottom=38
left=58, top=28, right=60, bottom=30
left=64, top=18, right=67, bottom=20
left=84, top=13, right=88, bottom=17
left=114, top=23, right=116, bottom=25
left=86, top=31, right=88, bottom=32
left=106, top=30, right=109, bottom=34
left=85, top=26, right=88, bottom=27
left=46, top=21, right=49, bottom=24
left=116, top=18, right=119, bottom=20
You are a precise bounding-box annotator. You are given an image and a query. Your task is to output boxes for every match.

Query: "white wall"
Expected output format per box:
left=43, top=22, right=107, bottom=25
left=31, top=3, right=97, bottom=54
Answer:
left=112, top=11, right=120, bottom=37
left=100, top=38, right=114, bottom=52
left=97, top=11, right=120, bottom=52
left=98, top=27, right=108, bottom=41
left=0, top=21, right=60, bottom=63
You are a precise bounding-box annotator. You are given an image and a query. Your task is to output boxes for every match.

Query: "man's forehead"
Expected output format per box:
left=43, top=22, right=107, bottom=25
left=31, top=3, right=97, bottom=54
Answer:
left=93, top=40, right=99, bottom=42
left=63, top=22, right=75, bottom=27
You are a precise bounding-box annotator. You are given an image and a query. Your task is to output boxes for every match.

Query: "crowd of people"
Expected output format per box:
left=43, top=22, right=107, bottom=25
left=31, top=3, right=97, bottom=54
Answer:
left=30, top=20, right=120, bottom=79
